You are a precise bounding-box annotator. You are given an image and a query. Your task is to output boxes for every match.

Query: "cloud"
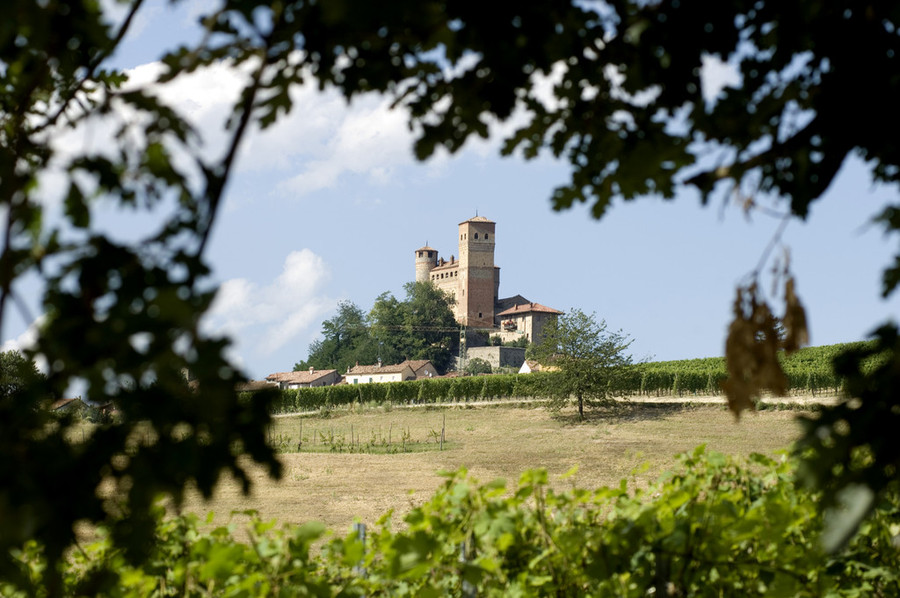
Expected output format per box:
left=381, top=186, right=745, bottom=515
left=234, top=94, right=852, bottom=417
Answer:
left=2, top=316, right=49, bottom=373
left=272, top=93, right=417, bottom=196
left=203, top=249, right=335, bottom=360
left=1, top=316, right=43, bottom=354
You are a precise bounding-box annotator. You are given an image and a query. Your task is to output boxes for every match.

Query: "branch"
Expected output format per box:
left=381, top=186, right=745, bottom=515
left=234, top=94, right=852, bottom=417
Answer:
left=32, top=0, right=147, bottom=135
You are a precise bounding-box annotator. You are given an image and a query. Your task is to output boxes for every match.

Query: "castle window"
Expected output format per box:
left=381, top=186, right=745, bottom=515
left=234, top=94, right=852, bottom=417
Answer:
left=485, top=234, right=489, bottom=239
left=474, top=233, right=479, bottom=239
left=478, top=312, right=483, bottom=318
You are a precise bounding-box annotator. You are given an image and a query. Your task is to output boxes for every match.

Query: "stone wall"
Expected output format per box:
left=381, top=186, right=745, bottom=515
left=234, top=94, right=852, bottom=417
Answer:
left=462, top=346, right=526, bottom=370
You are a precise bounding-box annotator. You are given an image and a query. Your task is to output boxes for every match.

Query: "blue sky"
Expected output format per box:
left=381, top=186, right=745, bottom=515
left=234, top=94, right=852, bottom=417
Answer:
left=3, top=1, right=899, bottom=380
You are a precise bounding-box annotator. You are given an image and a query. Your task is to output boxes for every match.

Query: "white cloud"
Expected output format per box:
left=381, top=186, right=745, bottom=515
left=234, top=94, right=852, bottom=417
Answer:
left=273, top=93, right=416, bottom=196
left=203, top=249, right=335, bottom=360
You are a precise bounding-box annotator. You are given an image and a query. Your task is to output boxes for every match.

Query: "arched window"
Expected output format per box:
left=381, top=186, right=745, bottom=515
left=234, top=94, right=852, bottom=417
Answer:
left=474, top=233, right=479, bottom=239
left=485, top=234, right=489, bottom=239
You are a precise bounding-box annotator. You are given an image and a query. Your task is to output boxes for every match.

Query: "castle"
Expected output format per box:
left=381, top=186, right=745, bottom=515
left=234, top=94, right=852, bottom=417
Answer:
left=414, top=215, right=562, bottom=344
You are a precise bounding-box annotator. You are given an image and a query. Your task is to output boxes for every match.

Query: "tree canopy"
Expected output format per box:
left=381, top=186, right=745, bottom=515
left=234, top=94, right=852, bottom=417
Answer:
left=529, top=308, right=633, bottom=419
left=298, top=282, right=459, bottom=374
left=0, top=350, right=44, bottom=402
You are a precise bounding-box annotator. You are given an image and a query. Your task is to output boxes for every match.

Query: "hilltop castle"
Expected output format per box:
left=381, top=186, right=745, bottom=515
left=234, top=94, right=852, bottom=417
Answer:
left=414, top=215, right=561, bottom=343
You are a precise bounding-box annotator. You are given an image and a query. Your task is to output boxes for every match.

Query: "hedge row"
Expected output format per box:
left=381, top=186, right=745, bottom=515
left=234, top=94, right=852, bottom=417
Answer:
left=267, top=372, right=560, bottom=414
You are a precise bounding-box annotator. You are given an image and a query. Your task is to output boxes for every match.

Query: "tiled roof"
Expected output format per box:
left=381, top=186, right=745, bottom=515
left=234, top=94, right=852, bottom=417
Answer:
left=346, top=362, right=413, bottom=376
left=402, top=359, right=434, bottom=374
left=497, top=302, right=563, bottom=316
left=50, top=397, right=80, bottom=410
left=416, top=245, right=437, bottom=252
left=431, top=261, right=459, bottom=272
left=266, top=369, right=337, bottom=384
left=461, top=216, right=494, bottom=224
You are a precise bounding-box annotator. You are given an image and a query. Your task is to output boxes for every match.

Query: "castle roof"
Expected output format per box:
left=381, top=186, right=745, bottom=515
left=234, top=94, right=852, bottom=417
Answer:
left=416, top=245, right=437, bottom=252
left=460, top=215, right=494, bottom=225
left=431, top=260, right=459, bottom=272
left=497, top=302, right=563, bottom=316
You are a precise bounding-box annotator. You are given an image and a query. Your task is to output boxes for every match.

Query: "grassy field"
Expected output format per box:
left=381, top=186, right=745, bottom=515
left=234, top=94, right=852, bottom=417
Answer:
left=179, top=401, right=814, bottom=535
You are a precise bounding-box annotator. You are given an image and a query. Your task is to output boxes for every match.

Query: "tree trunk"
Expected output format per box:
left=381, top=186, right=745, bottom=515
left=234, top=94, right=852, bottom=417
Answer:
left=577, top=393, right=584, bottom=420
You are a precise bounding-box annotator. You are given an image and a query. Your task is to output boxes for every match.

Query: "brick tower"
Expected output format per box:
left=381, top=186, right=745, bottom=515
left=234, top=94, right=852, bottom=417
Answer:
left=458, top=216, right=496, bottom=327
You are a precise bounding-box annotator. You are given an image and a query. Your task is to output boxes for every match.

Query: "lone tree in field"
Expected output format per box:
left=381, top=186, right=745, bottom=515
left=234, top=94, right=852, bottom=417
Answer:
left=530, top=309, right=633, bottom=419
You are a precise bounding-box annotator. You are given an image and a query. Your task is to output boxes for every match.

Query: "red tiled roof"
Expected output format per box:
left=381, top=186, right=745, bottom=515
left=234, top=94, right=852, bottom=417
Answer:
left=266, top=369, right=337, bottom=384
left=497, top=302, right=563, bottom=316
left=402, top=359, right=434, bottom=374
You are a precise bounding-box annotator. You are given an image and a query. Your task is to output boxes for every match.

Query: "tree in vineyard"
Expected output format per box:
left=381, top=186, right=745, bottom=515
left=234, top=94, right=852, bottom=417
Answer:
left=529, top=308, right=633, bottom=419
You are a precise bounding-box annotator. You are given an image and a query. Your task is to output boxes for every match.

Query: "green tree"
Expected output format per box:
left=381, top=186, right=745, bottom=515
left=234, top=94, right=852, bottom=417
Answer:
left=369, top=291, right=409, bottom=366
left=401, top=281, right=459, bottom=372
left=0, top=350, right=44, bottom=402
left=1, top=0, right=288, bottom=590
left=296, top=301, right=377, bottom=373
left=368, top=282, right=458, bottom=372
left=529, top=309, right=633, bottom=419
left=465, top=357, right=493, bottom=376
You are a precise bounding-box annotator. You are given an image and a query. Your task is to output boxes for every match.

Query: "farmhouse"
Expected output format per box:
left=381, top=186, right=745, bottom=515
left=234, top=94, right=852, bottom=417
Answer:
left=415, top=215, right=562, bottom=344
left=266, top=368, right=340, bottom=389
left=344, top=361, right=416, bottom=385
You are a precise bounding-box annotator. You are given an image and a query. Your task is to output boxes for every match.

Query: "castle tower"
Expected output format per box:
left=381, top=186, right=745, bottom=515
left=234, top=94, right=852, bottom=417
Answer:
left=458, top=216, right=496, bottom=327
left=414, top=245, right=438, bottom=283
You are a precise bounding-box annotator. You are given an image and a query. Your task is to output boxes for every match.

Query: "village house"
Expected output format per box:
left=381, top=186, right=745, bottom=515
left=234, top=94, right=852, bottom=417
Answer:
left=496, top=302, right=563, bottom=344
left=405, top=359, right=439, bottom=379
left=266, top=368, right=341, bottom=389
left=344, top=360, right=416, bottom=384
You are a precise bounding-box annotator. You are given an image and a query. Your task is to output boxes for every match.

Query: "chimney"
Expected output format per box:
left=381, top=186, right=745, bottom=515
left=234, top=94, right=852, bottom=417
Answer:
left=309, top=366, right=314, bottom=375
left=377, top=358, right=382, bottom=368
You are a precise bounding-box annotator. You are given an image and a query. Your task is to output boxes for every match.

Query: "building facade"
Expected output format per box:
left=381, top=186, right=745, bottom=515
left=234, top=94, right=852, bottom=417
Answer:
left=266, top=368, right=341, bottom=389
left=414, top=215, right=562, bottom=343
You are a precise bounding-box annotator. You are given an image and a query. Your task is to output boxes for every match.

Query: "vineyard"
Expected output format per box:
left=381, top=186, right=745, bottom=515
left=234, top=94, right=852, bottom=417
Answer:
left=268, top=342, right=872, bottom=414
left=8, top=449, right=900, bottom=596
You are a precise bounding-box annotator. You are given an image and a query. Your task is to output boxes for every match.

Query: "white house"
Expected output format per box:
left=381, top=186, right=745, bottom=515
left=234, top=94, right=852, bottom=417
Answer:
left=344, top=361, right=416, bottom=384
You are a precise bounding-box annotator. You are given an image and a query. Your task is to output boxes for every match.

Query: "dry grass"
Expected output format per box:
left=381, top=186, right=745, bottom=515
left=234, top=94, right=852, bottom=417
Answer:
left=179, top=402, right=811, bottom=534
